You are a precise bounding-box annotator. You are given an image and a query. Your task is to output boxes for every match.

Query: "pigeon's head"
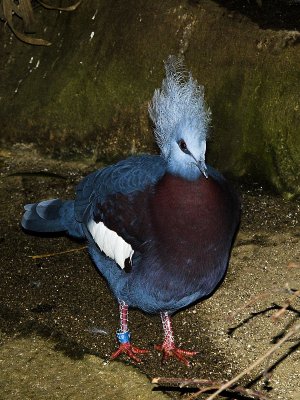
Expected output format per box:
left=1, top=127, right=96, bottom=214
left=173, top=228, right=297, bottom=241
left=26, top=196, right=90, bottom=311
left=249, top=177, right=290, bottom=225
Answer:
left=149, top=56, right=211, bottom=181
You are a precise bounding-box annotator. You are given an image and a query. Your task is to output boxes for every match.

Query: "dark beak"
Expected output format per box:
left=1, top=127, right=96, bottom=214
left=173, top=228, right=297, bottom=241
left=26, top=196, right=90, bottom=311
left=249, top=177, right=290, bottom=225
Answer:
left=197, top=160, right=208, bottom=178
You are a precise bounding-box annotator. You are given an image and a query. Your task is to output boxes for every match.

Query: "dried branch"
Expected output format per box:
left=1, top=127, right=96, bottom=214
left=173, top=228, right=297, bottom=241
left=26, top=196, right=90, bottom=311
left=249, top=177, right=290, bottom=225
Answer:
left=152, top=377, right=226, bottom=388
left=205, top=323, right=300, bottom=400
left=227, top=289, right=278, bottom=322
left=37, top=0, right=81, bottom=12
left=228, top=263, right=299, bottom=322
left=2, top=0, right=51, bottom=45
left=271, top=289, right=300, bottom=321
left=1, top=0, right=81, bottom=46
left=152, top=377, right=268, bottom=399
left=287, top=262, right=300, bottom=269
left=29, top=245, right=87, bottom=259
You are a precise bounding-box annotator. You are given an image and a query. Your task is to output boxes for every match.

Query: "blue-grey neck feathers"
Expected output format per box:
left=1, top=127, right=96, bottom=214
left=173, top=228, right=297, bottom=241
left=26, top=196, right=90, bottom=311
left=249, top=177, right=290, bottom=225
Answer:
left=148, top=56, right=211, bottom=159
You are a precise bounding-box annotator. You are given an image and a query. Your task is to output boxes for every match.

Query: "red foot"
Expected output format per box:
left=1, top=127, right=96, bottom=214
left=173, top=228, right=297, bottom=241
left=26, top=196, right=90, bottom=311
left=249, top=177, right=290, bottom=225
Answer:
left=110, top=342, right=149, bottom=363
left=154, top=343, right=198, bottom=366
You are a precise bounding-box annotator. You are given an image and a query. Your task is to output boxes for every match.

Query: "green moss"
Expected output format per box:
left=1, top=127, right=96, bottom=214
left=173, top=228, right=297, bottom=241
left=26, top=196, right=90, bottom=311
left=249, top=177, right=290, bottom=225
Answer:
left=0, top=0, right=299, bottom=196
left=203, top=59, right=299, bottom=196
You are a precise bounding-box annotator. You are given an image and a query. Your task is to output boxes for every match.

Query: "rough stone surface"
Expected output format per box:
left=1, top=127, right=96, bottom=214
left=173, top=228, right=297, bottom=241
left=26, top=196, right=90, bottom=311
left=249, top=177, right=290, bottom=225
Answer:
left=0, top=334, right=169, bottom=400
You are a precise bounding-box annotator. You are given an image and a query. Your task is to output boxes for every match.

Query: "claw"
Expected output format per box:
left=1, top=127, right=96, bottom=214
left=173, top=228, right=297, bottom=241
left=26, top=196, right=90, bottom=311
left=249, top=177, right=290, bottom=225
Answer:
left=155, top=343, right=198, bottom=366
left=156, top=311, right=199, bottom=366
left=110, top=342, right=149, bottom=363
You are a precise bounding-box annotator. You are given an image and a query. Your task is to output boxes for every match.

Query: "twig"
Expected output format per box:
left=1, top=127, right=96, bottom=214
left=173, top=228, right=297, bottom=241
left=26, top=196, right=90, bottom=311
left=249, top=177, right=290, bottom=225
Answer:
left=205, top=323, right=300, bottom=400
left=287, top=262, right=300, bottom=269
left=152, top=377, right=226, bottom=388
left=227, top=290, right=276, bottom=322
left=152, top=377, right=267, bottom=399
left=29, top=245, right=87, bottom=259
left=228, top=278, right=299, bottom=322
left=37, top=0, right=81, bottom=12
left=271, top=290, right=300, bottom=321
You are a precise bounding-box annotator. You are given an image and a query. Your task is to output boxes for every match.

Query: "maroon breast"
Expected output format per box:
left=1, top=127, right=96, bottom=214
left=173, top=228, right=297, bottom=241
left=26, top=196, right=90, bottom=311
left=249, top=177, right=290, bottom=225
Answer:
left=149, top=173, right=238, bottom=269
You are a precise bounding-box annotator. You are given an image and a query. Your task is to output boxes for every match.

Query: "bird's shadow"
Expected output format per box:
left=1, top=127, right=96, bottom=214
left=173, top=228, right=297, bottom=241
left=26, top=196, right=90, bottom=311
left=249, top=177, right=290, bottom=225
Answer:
left=227, top=305, right=300, bottom=395
left=247, top=314, right=300, bottom=391
left=227, top=304, right=300, bottom=336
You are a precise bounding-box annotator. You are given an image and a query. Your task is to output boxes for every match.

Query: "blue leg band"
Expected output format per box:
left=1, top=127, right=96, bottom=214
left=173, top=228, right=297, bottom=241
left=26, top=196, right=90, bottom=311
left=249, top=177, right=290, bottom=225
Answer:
left=116, top=330, right=131, bottom=344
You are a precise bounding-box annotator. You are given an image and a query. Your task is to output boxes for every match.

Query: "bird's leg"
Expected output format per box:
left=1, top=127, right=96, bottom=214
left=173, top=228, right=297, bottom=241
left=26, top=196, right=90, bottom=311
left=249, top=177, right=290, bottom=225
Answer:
left=110, top=300, right=149, bottom=363
left=155, top=311, right=198, bottom=366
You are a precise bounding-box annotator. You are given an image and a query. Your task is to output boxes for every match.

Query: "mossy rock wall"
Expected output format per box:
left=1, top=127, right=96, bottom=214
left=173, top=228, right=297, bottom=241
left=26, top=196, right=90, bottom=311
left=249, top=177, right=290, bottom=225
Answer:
left=0, top=0, right=299, bottom=197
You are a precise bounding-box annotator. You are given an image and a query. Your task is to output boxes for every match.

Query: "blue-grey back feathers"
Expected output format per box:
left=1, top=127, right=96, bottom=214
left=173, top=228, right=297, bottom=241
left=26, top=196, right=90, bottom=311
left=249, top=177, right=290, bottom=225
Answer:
left=148, top=56, right=211, bottom=158
left=22, top=199, right=65, bottom=232
left=22, top=199, right=84, bottom=238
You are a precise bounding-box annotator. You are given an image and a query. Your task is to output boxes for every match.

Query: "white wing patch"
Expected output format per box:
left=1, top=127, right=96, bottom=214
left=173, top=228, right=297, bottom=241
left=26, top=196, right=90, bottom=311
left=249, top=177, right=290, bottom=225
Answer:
left=88, top=219, right=134, bottom=269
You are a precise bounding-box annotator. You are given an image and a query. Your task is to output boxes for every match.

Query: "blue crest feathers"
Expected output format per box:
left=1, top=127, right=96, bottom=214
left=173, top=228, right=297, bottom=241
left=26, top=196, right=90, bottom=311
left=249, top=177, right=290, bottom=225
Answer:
left=148, top=56, right=211, bottom=157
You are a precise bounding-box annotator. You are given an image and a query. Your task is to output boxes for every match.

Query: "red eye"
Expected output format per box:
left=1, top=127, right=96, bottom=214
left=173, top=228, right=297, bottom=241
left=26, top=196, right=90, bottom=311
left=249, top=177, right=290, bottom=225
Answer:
left=178, top=139, right=187, bottom=151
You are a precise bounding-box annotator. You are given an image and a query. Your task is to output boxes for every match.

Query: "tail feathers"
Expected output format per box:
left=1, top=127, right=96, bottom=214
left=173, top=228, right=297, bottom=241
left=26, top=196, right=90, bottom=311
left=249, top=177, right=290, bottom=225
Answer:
left=22, top=199, right=84, bottom=238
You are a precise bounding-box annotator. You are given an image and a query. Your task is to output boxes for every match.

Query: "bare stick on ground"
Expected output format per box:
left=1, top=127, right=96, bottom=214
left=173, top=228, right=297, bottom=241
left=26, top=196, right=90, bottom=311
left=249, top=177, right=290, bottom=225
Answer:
left=152, top=323, right=299, bottom=400
left=29, top=245, right=87, bottom=259
left=204, top=323, right=300, bottom=400
left=152, top=377, right=268, bottom=399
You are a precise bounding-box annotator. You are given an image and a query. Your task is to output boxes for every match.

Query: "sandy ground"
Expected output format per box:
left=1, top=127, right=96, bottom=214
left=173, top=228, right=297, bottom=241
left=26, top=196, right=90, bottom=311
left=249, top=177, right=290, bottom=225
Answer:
left=0, top=144, right=299, bottom=400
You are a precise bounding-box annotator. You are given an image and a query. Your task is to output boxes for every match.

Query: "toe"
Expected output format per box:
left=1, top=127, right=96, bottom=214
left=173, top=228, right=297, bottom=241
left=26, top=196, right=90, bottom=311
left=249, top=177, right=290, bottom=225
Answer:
left=110, top=343, right=149, bottom=363
left=155, top=343, right=198, bottom=366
